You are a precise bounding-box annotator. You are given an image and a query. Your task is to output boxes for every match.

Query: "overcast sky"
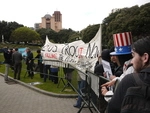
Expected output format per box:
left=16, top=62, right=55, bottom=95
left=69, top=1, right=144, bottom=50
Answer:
left=0, top=0, right=149, bottom=31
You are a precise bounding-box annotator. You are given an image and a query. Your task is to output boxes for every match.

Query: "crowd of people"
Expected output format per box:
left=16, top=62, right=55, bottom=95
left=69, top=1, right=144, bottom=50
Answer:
left=93, top=33, right=150, bottom=113
left=2, top=47, right=74, bottom=85
left=1, top=33, right=150, bottom=113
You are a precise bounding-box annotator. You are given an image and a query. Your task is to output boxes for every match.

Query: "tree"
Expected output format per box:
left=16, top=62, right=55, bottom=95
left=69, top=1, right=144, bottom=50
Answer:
left=81, top=24, right=99, bottom=43
left=10, top=27, right=41, bottom=43
left=0, top=21, right=24, bottom=42
left=67, top=32, right=80, bottom=43
left=57, top=28, right=76, bottom=43
left=36, top=28, right=58, bottom=43
left=101, top=2, right=150, bottom=47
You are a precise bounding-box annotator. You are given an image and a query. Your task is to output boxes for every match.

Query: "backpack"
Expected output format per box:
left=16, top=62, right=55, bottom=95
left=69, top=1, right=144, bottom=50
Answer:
left=121, top=73, right=150, bottom=113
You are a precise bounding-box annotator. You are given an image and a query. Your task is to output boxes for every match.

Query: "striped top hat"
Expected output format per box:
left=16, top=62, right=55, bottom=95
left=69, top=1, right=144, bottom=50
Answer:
left=110, top=32, right=132, bottom=55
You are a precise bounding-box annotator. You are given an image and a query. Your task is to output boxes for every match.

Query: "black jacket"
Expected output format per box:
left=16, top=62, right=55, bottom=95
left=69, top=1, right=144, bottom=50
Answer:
left=94, top=61, right=104, bottom=76
left=26, top=51, right=34, bottom=65
left=107, top=67, right=150, bottom=113
left=3, top=50, right=12, bottom=65
left=35, top=54, right=42, bottom=65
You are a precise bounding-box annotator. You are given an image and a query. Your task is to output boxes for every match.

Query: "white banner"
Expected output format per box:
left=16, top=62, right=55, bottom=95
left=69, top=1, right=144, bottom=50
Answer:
left=41, top=25, right=102, bottom=73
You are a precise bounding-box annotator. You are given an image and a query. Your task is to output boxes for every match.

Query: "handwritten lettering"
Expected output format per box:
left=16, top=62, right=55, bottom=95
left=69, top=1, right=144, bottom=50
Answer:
left=47, top=45, right=57, bottom=52
left=45, top=53, right=57, bottom=59
left=78, top=47, right=84, bottom=57
left=85, top=43, right=99, bottom=58
left=61, top=45, right=82, bottom=57
left=64, top=56, right=77, bottom=63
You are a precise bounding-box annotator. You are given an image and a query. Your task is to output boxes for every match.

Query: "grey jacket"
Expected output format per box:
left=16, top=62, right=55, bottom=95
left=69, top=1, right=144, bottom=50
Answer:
left=12, top=51, right=22, bottom=64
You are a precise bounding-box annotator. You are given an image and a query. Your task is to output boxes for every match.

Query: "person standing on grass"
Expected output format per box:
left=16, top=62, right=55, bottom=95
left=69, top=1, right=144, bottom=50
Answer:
left=26, top=47, right=34, bottom=79
left=3, top=47, right=12, bottom=82
left=63, top=67, right=74, bottom=85
left=73, top=71, right=86, bottom=108
left=12, top=48, right=22, bottom=80
left=34, top=49, right=44, bottom=78
left=50, top=65, right=59, bottom=84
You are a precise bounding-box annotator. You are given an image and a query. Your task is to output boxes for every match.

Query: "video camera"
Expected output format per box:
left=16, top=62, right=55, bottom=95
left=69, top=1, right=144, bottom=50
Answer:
left=0, top=48, right=8, bottom=53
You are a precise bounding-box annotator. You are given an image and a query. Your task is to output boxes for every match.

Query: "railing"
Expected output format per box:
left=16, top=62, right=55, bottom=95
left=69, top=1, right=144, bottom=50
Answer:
left=40, top=59, right=109, bottom=113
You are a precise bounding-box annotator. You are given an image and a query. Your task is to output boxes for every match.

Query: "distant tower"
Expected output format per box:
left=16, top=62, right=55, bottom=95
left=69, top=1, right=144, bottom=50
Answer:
left=35, top=11, right=62, bottom=32
left=52, top=11, right=62, bottom=32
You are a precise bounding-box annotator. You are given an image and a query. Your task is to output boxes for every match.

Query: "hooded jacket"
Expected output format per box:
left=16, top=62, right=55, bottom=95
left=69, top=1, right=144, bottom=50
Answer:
left=107, top=67, right=150, bottom=113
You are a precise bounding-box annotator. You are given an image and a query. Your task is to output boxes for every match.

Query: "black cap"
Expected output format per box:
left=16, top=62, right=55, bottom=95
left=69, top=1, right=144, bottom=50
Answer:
left=101, top=49, right=110, bottom=62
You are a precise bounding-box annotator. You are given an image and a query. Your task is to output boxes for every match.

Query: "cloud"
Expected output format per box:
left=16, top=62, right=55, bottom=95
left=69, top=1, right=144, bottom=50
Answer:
left=0, top=0, right=149, bottom=31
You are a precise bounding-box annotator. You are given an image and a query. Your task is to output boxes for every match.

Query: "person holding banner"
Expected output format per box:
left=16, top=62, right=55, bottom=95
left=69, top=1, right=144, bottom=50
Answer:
left=94, top=49, right=115, bottom=76
left=43, top=63, right=51, bottom=82
left=101, top=60, right=134, bottom=89
left=101, top=56, right=134, bottom=103
left=50, top=65, right=59, bottom=84
left=94, top=47, right=122, bottom=79
left=94, top=48, right=116, bottom=113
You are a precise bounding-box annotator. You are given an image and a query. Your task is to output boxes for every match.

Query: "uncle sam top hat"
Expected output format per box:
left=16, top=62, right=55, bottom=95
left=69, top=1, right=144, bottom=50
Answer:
left=110, top=32, right=132, bottom=55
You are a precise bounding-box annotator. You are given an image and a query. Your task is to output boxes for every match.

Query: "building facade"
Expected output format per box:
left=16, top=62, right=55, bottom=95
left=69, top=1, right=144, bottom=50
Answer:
left=34, top=11, right=62, bottom=32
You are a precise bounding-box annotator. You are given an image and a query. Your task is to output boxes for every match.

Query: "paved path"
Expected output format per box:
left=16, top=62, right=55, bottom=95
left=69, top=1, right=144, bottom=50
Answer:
left=0, top=74, right=97, bottom=113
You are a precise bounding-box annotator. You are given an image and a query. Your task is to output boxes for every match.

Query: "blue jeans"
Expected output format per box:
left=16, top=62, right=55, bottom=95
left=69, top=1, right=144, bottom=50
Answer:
left=75, top=80, right=86, bottom=106
left=43, top=65, right=51, bottom=82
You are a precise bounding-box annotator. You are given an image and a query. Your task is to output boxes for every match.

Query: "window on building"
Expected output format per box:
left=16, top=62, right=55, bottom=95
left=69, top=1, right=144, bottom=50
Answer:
left=46, top=23, right=50, bottom=29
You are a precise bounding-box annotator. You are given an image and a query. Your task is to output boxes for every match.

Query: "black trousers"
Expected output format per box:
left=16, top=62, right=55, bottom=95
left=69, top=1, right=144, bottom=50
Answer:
left=27, top=63, right=34, bottom=79
left=51, top=72, right=58, bottom=84
left=14, top=63, right=22, bottom=80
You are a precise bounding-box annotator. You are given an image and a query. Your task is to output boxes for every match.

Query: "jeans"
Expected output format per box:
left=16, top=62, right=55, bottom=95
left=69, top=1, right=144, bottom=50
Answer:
left=4, top=64, right=10, bottom=81
left=75, top=80, right=86, bottom=106
left=43, top=65, right=51, bottom=82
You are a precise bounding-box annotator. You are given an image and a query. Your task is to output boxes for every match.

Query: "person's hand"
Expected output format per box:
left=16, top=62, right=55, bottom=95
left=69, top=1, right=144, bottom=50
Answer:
left=101, top=86, right=108, bottom=95
left=110, top=75, right=116, bottom=80
left=98, top=55, right=101, bottom=61
left=103, top=72, right=106, bottom=77
left=101, top=80, right=116, bottom=87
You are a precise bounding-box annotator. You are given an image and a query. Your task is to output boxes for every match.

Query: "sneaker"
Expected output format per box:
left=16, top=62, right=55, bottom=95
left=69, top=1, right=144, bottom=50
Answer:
left=73, top=104, right=81, bottom=108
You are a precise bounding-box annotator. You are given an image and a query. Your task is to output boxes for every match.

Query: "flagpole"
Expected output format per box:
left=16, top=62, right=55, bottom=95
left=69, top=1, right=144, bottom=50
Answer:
left=100, top=24, right=102, bottom=55
left=2, top=35, right=4, bottom=43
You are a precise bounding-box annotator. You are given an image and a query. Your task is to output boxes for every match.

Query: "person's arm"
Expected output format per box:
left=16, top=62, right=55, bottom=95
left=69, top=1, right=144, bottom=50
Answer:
left=118, top=66, right=134, bottom=81
left=20, top=53, right=23, bottom=61
left=101, top=80, right=116, bottom=87
left=107, top=74, right=135, bottom=113
left=94, top=56, right=101, bottom=72
left=12, top=54, right=14, bottom=64
left=34, top=54, right=40, bottom=59
left=28, top=52, right=34, bottom=63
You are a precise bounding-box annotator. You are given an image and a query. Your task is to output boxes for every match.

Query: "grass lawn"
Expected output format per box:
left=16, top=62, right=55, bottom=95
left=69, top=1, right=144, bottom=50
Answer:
left=0, top=44, right=78, bottom=95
